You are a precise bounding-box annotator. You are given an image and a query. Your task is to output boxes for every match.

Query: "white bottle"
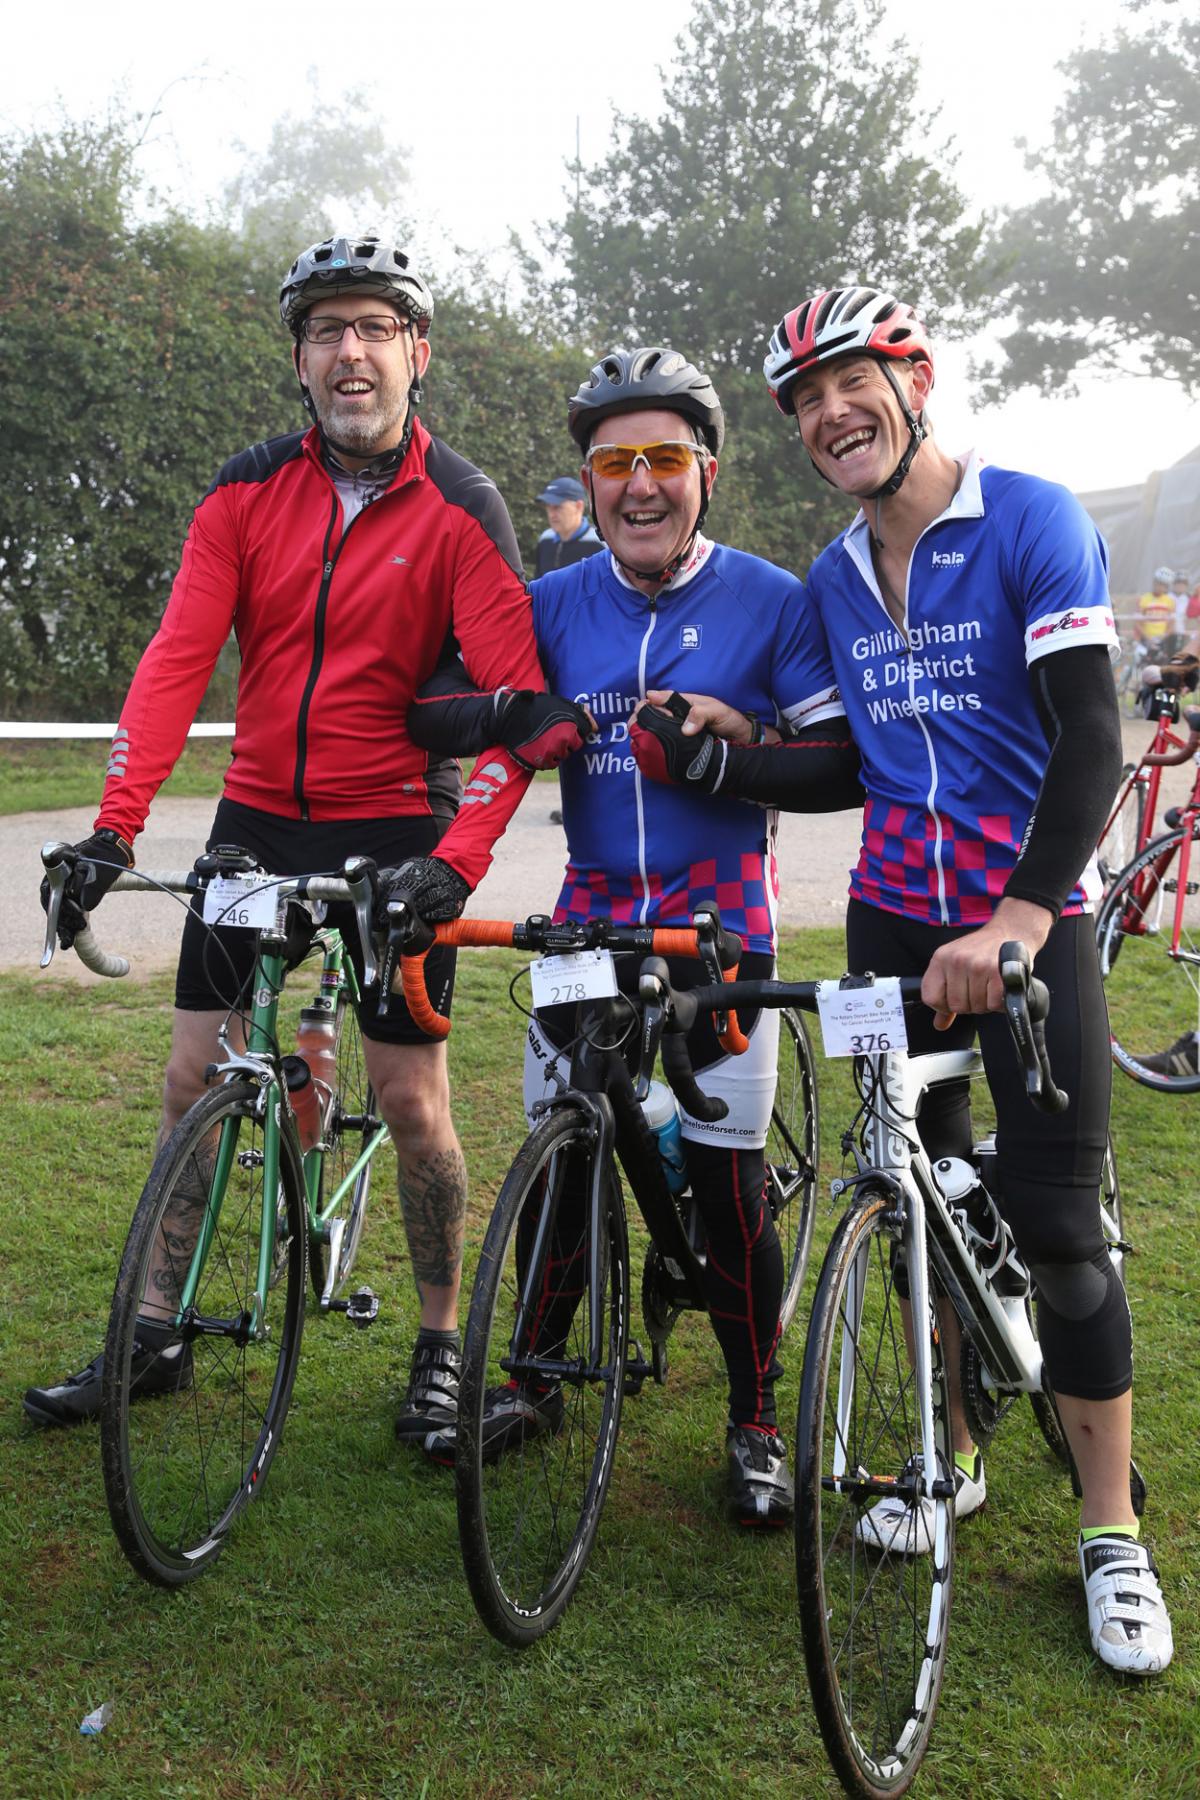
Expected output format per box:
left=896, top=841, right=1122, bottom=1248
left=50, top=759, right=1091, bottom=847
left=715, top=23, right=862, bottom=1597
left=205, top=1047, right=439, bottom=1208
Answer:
left=640, top=1080, right=689, bottom=1195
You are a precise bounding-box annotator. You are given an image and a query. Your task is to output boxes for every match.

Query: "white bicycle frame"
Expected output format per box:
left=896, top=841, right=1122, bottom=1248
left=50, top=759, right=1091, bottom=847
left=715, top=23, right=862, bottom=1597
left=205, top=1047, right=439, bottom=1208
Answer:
left=834, top=1044, right=1044, bottom=1506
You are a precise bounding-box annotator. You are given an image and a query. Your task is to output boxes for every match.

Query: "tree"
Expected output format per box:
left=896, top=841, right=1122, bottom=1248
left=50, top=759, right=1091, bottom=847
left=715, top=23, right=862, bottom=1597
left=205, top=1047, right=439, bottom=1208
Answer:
left=980, top=2, right=1200, bottom=399
left=221, top=75, right=412, bottom=265
left=526, top=0, right=989, bottom=568
left=0, top=113, right=296, bottom=715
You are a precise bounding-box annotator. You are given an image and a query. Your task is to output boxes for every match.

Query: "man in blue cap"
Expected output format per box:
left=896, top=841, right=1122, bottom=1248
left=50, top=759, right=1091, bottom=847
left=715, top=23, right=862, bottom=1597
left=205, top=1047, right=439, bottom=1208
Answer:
left=534, top=475, right=602, bottom=577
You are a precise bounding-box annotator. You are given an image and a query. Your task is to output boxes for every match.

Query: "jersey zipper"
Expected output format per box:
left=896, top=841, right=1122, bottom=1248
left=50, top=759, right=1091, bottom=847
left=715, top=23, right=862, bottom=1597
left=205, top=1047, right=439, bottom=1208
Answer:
left=293, top=493, right=358, bottom=819
left=633, top=596, right=658, bottom=924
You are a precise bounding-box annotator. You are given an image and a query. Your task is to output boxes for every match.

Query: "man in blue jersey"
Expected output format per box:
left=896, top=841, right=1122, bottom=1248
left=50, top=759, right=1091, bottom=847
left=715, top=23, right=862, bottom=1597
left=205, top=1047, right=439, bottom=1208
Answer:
left=410, top=347, right=861, bottom=1524
left=645, top=286, right=1170, bottom=1672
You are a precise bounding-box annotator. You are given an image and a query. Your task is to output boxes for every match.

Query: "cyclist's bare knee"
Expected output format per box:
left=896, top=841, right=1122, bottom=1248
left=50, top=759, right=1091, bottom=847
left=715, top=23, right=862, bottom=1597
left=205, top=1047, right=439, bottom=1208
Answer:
left=161, top=1009, right=237, bottom=1134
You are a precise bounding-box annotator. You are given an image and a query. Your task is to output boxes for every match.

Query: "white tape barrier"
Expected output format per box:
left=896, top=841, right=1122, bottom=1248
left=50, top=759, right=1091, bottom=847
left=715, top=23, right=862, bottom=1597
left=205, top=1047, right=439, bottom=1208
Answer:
left=0, top=723, right=233, bottom=739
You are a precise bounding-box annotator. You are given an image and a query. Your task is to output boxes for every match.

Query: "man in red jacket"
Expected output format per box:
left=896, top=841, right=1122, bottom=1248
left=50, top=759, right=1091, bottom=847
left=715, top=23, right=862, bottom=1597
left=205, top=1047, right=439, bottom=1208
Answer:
left=28, top=235, right=582, bottom=1449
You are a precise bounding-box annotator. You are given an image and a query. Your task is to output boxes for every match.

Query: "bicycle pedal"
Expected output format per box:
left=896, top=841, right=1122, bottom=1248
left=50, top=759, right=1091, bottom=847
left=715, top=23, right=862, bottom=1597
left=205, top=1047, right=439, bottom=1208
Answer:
left=624, top=1341, right=652, bottom=1397
left=1130, top=1458, right=1147, bottom=1518
left=327, top=1286, right=379, bottom=1329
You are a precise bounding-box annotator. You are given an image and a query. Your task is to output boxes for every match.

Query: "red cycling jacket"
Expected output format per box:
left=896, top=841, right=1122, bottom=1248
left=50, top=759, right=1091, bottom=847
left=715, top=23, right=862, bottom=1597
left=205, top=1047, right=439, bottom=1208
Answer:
left=96, top=420, right=543, bottom=888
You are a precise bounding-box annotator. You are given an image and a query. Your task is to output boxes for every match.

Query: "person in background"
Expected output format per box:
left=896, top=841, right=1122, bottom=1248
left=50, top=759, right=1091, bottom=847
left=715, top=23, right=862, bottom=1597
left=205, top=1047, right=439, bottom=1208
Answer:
left=1135, top=568, right=1178, bottom=657
left=533, top=475, right=602, bottom=577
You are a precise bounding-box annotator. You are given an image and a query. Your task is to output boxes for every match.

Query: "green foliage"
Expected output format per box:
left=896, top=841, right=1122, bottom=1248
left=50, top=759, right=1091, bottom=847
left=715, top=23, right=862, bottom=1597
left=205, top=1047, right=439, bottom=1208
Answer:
left=524, top=0, right=990, bottom=570
left=419, top=277, right=591, bottom=574
left=0, top=113, right=297, bottom=717
left=982, top=2, right=1200, bottom=398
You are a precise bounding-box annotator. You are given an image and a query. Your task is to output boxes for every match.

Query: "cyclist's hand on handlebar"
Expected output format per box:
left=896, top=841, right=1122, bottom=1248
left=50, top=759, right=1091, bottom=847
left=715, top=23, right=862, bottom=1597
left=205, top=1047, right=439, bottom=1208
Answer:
left=493, top=689, right=594, bottom=770
left=376, top=855, right=470, bottom=926
left=921, top=899, right=1053, bottom=1028
left=39, top=829, right=134, bottom=948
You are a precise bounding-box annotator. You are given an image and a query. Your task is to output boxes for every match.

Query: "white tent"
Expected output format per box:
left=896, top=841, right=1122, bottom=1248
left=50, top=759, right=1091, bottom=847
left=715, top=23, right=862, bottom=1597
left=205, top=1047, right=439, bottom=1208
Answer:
left=1077, top=444, right=1200, bottom=598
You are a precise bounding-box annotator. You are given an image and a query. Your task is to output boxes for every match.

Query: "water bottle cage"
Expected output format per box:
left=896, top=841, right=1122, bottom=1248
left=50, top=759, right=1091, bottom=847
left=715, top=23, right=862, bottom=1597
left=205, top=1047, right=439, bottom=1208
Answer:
left=951, top=1202, right=1029, bottom=1297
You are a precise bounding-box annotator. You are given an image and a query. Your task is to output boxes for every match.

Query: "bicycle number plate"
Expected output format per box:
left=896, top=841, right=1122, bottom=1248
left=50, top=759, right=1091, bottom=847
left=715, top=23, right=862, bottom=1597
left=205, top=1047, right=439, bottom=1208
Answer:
left=202, top=874, right=284, bottom=932
left=530, top=950, right=618, bottom=1010
left=815, top=979, right=908, bottom=1057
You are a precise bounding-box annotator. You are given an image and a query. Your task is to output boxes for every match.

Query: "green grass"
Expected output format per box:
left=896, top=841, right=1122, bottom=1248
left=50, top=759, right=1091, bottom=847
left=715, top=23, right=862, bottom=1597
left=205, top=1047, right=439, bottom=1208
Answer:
left=1, top=927, right=1196, bottom=1799
left=0, top=740, right=555, bottom=816
left=0, top=739, right=233, bottom=816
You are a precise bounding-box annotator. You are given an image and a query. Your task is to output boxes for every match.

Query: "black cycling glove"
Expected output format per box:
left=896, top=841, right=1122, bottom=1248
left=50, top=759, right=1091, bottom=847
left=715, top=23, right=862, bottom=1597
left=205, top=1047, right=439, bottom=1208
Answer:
left=39, top=828, right=134, bottom=948
left=378, top=855, right=470, bottom=926
left=493, top=689, right=592, bottom=770
left=630, top=697, right=726, bottom=793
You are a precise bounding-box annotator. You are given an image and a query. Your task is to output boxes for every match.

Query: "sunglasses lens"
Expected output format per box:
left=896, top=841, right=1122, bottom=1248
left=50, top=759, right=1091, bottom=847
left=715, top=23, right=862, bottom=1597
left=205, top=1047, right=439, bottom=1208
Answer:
left=590, top=447, right=633, bottom=479
left=647, top=445, right=695, bottom=476
left=589, top=443, right=697, bottom=479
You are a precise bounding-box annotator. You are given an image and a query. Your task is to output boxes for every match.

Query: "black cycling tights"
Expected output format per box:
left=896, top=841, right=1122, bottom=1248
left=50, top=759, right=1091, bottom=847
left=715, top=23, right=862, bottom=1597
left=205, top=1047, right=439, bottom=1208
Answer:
left=846, top=903, right=1132, bottom=1402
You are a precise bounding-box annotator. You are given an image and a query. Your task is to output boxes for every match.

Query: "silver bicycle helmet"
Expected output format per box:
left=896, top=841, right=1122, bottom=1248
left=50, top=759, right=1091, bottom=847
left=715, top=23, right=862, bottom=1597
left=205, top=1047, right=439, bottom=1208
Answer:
left=567, top=347, right=725, bottom=456
left=279, top=235, right=434, bottom=336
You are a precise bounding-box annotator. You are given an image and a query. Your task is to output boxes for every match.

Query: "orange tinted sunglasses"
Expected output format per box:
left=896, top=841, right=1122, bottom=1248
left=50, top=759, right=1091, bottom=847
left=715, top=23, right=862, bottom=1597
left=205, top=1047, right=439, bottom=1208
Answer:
left=585, top=440, right=705, bottom=480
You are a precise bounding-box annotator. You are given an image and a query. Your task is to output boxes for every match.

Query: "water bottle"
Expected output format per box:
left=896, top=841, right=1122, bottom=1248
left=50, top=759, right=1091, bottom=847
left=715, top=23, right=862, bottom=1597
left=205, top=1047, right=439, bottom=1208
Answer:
left=288, top=1004, right=338, bottom=1153
left=933, top=1156, right=1027, bottom=1297
left=640, top=1080, right=689, bottom=1195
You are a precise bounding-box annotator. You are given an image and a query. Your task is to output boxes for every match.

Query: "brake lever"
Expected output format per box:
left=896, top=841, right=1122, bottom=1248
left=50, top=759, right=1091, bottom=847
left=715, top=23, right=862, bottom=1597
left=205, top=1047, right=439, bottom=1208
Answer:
left=341, top=856, right=380, bottom=989
left=39, top=840, right=76, bottom=967
left=635, top=958, right=670, bottom=1102
left=1000, top=940, right=1069, bottom=1114
left=376, top=897, right=434, bottom=1018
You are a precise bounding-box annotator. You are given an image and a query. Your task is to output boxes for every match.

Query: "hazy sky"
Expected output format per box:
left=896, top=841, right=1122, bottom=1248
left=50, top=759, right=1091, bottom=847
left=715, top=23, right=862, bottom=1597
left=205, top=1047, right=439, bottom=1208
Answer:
left=6, top=0, right=1196, bottom=494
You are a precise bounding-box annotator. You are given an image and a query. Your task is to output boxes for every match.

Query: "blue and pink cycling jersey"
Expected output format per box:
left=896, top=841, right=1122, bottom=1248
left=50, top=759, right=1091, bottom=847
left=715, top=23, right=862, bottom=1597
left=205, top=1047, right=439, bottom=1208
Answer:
left=803, top=453, right=1118, bottom=925
left=531, top=538, right=842, bottom=955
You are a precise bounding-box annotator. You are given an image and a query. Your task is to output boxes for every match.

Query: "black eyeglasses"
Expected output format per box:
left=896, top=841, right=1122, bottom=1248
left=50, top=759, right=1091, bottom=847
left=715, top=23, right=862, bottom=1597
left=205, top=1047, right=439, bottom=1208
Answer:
left=299, top=314, right=410, bottom=345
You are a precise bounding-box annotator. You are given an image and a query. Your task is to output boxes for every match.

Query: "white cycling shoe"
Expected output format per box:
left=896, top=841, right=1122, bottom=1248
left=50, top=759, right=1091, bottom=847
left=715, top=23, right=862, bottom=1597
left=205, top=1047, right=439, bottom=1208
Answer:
left=1079, top=1535, right=1174, bottom=1675
left=856, top=1453, right=985, bottom=1556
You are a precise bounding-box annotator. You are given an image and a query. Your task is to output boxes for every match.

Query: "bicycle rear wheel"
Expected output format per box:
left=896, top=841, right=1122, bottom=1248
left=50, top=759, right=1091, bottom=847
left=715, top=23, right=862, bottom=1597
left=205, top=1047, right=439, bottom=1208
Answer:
left=1096, top=824, right=1200, bottom=1092
left=101, top=1080, right=307, bottom=1585
left=1096, top=765, right=1146, bottom=891
left=769, top=1007, right=820, bottom=1334
left=456, top=1105, right=629, bottom=1645
left=796, top=1187, right=954, bottom=1799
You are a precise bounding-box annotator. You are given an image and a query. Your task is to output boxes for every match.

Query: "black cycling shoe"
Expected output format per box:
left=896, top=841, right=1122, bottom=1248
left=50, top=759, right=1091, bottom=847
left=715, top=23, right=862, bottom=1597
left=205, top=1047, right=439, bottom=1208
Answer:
left=423, top=1379, right=565, bottom=1466
left=23, top=1339, right=193, bottom=1428
left=394, top=1333, right=461, bottom=1460
left=479, top=1381, right=564, bottom=1462
left=727, top=1424, right=794, bottom=1528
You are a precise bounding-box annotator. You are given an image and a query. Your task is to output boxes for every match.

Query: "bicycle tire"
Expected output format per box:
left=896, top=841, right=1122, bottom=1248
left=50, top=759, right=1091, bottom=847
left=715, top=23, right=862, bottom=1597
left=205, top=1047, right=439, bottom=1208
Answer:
left=311, top=990, right=381, bottom=1297
left=796, top=1186, right=954, bottom=1800
left=1096, top=823, right=1200, bottom=1093
left=1096, top=764, right=1146, bottom=891
left=101, top=1080, right=307, bottom=1586
left=769, top=1007, right=820, bottom=1334
left=456, top=1104, right=629, bottom=1645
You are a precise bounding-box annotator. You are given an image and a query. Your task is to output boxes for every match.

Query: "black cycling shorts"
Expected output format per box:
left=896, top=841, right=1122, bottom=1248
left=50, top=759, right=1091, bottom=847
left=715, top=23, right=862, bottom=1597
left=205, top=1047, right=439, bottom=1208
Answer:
left=174, top=797, right=458, bottom=1045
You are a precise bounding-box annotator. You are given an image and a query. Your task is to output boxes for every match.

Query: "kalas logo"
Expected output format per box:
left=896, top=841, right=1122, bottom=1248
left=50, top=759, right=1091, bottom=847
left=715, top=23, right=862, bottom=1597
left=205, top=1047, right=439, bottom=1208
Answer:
left=681, top=624, right=702, bottom=650
left=931, top=550, right=965, bottom=568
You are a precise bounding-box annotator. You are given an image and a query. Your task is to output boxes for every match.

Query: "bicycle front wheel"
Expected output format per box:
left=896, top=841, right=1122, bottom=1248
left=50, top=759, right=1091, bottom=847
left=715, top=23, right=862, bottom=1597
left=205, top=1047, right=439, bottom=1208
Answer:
left=1096, top=823, right=1200, bottom=1092
left=457, top=1104, right=629, bottom=1645
left=101, top=1080, right=307, bottom=1585
left=796, top=1188, right=954, bottom=1800
left=769, top=1006, right=820, bottom=1334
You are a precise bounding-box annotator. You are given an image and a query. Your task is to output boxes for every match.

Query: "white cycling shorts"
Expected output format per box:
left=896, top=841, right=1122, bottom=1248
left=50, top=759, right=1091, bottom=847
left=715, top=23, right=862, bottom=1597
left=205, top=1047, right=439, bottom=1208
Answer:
left=522, top=1002, right=780, bottom=1150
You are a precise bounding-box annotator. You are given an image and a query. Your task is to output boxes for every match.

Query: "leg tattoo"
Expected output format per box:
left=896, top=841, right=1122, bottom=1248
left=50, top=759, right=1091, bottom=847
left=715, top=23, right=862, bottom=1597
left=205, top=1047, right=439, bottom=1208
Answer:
left=397, top=1147, right=468, bottom=1291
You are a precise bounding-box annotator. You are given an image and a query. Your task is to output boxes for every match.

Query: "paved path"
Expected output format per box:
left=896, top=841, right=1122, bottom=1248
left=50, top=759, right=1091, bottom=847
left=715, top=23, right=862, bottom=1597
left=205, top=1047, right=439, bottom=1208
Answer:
left=7, top=716, right=1186, bottom=982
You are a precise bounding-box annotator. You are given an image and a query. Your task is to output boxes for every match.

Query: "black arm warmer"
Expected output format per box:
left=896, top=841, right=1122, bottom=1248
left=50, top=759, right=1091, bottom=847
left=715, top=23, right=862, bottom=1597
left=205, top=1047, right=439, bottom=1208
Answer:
left=1003, top=644, right=1122, bottom=918
left=409, top=655, right=496, bottom=756
left=717, top=718, right=864, bottom=812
